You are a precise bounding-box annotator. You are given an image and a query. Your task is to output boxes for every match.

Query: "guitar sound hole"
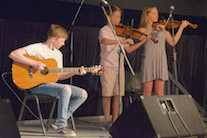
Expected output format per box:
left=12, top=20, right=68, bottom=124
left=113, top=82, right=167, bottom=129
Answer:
left=40, top=67, right=49, bottom=75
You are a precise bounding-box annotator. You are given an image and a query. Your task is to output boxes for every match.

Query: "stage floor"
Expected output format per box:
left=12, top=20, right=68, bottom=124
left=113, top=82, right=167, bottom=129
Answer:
left=19, top=116, right=111, bottom=138
left=18, top=116, right=207, bottom=138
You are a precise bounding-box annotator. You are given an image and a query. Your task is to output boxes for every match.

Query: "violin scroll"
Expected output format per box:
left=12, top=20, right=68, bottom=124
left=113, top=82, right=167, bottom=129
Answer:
left=189, top=23, right=198, bottom=29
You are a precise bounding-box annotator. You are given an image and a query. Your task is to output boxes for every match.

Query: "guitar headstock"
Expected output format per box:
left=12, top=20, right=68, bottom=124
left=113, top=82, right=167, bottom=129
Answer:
left=90, top=65, right=104, bottom=75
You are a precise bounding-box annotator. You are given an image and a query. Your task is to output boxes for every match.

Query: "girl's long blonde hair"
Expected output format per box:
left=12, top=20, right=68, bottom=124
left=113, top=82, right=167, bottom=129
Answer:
left=139, top=6, right=156, bottom=28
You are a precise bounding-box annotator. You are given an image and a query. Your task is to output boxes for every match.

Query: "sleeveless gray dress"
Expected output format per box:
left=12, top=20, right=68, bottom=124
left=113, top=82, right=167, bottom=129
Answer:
left=140, top=28, right=168, bottom=83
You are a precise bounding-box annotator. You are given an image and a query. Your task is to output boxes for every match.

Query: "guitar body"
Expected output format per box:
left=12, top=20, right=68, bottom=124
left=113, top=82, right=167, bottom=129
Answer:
left=12, top=55, right=58, bottom=89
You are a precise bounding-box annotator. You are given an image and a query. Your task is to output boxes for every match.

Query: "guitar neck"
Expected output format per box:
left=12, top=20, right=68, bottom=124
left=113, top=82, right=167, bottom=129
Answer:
left=49, top=67, right=91, bottom=73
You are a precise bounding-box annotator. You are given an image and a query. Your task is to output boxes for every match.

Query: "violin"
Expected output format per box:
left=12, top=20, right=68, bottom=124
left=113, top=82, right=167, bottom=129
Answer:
left=115, top=23, right=158, bottom=43
left=153, top=19, right=198, bottom=29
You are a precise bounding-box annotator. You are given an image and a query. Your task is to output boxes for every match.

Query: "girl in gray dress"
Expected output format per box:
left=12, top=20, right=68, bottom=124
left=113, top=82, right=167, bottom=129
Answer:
left=138, top=6, right=189, bottom=96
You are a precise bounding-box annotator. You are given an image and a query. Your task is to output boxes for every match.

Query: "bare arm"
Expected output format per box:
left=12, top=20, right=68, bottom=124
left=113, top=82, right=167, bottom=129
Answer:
left=101, top=37, right=134, bottom=45
left=124, top=35, right=151, bottom=53
left=9, top=48, right=46, bottom=70
left=162, top=20, right=189, bottom=46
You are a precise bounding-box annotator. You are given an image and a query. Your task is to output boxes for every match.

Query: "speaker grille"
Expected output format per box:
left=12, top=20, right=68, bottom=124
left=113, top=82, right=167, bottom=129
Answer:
left=110, top=94, right=207, bottom=138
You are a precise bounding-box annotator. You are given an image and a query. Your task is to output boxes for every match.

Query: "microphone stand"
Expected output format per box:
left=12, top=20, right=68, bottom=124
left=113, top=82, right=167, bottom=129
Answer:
left=166, top=9, right=177, bottom=93
left=68, top=0, right=84, bottom=85
left=100, top=4, right=135, bottom=115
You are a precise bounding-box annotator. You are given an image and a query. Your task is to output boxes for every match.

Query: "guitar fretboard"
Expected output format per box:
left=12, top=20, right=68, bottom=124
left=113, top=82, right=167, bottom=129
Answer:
left=49, top=67, right=91, bottom=73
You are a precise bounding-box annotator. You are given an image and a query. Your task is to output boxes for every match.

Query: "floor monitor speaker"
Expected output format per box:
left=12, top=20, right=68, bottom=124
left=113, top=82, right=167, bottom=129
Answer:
left=110, top=94, right=207, bottom=138
left=0, top=99, right=20, bottom=138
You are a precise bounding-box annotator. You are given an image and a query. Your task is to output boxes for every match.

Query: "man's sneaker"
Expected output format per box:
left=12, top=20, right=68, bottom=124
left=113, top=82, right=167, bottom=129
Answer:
left=102, top=121, right=112, bottom=131
left=51, top=121, right=75, bottom=133
left=57, top=126, right=76, bottom=137
left=51, top=121, right=58, bottom=130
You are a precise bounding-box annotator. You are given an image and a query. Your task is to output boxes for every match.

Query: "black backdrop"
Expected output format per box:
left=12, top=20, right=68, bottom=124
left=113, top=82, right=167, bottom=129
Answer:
left=0, top=0, right=207, bottom=120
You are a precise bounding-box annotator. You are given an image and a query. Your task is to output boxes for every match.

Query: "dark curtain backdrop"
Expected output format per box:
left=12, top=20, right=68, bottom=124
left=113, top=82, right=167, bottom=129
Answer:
left=0, top=1, right=207, bottom=120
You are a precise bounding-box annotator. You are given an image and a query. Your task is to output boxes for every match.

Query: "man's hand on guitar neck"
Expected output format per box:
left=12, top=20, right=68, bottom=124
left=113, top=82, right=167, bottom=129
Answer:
left=58, top=66, right=86, bottom=80
left=77, top=66, right=86, bottom=76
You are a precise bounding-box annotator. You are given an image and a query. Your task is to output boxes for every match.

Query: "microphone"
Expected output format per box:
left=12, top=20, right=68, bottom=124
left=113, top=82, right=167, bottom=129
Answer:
left=169, top=5, right=175, bottom=17
left=99, top=0, right=108, bottom=6
left=170, top=5, right=175, bottom=11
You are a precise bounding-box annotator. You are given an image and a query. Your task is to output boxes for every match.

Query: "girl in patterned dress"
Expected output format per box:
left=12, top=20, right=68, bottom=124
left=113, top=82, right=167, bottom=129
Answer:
left=138, top=6, right=189, bottom=96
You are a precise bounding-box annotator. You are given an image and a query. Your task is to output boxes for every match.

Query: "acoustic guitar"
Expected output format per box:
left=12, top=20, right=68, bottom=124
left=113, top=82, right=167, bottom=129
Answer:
left=12, top=55, right=103, bottom=89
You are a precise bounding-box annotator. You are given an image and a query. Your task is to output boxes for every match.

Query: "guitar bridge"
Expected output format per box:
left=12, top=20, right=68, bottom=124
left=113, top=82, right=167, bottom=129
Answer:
left=29, top=66, right=33, bottom=78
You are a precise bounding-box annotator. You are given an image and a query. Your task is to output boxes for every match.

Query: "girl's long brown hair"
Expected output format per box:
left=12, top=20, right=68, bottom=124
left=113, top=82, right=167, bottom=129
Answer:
left=139, top=6, right=156, bottom=28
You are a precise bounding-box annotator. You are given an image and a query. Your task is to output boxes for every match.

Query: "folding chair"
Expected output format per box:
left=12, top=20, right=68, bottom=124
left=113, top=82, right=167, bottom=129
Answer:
left=1, top=72, right=76, bottom=136
left=125, top=71, right=143, bottom=103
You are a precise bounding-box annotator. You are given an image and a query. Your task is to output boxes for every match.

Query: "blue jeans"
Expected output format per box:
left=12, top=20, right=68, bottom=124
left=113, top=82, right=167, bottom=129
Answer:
left=31, top=83, right=87, bottom=128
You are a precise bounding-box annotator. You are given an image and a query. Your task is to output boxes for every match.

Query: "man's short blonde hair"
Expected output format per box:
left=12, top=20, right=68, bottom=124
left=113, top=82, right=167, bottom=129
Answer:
left=47, top=24, right=68, bottom=39
left=106, top=5, right=122, bottom=16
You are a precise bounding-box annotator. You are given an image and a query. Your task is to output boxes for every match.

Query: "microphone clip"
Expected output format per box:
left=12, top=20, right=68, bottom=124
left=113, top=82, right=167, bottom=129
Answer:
left=99, top=0, right=108, bottom=6
left=169, top=5, right=175, bottom=17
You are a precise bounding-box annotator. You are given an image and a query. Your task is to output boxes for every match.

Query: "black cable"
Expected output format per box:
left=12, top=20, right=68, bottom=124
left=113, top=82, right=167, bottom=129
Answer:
left=1, top=72, right=40, bottom=120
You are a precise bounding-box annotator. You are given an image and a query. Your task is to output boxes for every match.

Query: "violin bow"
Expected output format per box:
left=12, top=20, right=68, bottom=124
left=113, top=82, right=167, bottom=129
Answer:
left=130, top=19, right=134, bottom=39
left=164, top=18, right=170, bottom=27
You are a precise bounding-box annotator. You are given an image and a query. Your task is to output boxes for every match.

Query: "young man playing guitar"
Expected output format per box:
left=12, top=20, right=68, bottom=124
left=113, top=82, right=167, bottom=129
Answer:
left=9, top=24, right=88, bottom=137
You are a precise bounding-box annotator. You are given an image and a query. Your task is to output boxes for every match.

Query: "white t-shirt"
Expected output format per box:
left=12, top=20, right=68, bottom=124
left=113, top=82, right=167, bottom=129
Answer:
left=98, top=25, right=128, bottom=70
left=24, top=43, right=63, bottom=68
